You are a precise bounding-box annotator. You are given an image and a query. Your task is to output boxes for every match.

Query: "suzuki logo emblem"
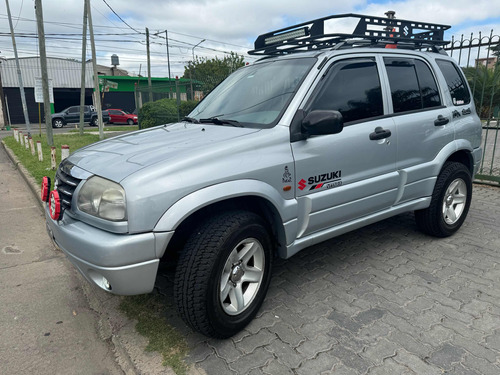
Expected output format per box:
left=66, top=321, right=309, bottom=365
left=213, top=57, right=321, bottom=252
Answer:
left=298, top=179, right=307, bottom=190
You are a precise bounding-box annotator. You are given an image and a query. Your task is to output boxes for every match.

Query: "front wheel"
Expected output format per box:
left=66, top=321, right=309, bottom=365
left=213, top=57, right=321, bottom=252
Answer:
left=52, top=118, right=64, bottom=128
left=415, top=162, right=472, bottom=237
left=90, top=117, right=98, bottom=127
left=127, top=119, right=134, bottom=125
left=174, top=211, right=273, bottom=338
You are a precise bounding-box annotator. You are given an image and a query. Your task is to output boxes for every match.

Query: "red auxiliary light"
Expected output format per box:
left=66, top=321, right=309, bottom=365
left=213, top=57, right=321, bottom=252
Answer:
left=41, top=176, right=51, bottom=202
left=49, top=190, right=61, bottom=220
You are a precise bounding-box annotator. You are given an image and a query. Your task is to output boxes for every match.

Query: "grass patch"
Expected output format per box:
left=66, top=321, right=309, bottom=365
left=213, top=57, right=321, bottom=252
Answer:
left=68, top=125, right=139, bottom=133
left=120, top=294, right=188, bottom=374
left=4, top=131, right=189, bottom=373
left=2, top=133, right=101, bottom=185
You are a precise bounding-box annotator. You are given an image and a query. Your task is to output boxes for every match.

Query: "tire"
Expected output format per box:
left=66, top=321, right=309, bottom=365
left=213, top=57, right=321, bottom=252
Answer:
left=52, top=118, right=64, bottom=128
left=174, top=211, right=273, bottom=338
left=127, top=119, right=134, bottom=125
left=91, top=117, right=98, bottom=127
left=415, top=162, right=472, bottom=237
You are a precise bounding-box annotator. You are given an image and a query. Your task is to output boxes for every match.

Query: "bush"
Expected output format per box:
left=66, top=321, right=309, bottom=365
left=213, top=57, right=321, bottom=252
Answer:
left=138, top=99, right=200, bottom=129
left=180, top=100, right=198, bottom=117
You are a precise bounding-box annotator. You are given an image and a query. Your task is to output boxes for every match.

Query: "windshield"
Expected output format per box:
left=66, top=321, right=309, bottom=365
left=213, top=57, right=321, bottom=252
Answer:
left=189, top=57, right=316, bottom=128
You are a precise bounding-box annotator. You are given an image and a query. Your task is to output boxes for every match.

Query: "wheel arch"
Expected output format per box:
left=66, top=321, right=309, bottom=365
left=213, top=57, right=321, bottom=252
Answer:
left=154, top=181, right=296, bottom=263
left=444, top=149, right=474, bottom=175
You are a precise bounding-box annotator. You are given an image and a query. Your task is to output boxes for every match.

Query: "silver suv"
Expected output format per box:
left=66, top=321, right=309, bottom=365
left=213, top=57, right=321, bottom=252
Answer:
left=44, top=14, right=482, bottom=338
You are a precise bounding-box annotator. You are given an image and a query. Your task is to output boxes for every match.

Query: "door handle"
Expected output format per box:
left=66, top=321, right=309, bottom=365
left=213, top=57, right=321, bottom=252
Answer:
left=369, top=126, right=392, bottom=140
left=434, top=115, right=449, bottom=126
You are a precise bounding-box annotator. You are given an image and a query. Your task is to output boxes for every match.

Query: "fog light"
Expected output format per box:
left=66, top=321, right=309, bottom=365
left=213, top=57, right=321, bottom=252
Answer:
left=102, top=277, right=112, bottom=290
left=49, top=190, right=61, bottom=220
left=41, top=176, right=51, bottom=202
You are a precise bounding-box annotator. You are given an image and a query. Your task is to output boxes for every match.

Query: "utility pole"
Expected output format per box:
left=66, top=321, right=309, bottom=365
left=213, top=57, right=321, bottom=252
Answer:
left=5, top=0, right=31, bottom=134
left=0, top=59, right=9, bottom=129
left=165, top=30, right=172, bottom=99
left=79, top=0, right=88, bottom=135
left=191, top=39, right=205, bottom=101
left=146, top=27, right=153, bottom=103
left=165, top=30, right=171, bottom=80
left=34, top=0, right=54, bottom=145
left=86, top=0, right=104, bottom=140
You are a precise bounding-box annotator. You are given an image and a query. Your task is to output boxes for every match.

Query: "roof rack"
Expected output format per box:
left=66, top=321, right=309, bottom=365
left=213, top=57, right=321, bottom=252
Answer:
left=248, top=13, right=451, bottom=56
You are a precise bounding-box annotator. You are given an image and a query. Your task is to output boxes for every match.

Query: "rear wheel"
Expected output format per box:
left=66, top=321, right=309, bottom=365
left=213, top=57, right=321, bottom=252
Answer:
left=415, top=162, right=472, bottom=237
left=174, top=211, right=273, bottom=338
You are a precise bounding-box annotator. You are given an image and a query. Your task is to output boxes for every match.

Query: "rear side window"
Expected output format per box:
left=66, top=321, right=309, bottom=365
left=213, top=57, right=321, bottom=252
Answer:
left=384, top=58, right=441, bottom=113
left=307, top=58, right=383, bottom=123
left=436, top=60, right=471, bottom=106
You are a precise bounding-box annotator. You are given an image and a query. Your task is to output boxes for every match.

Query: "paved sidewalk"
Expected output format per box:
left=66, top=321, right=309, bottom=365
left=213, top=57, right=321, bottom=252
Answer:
left=3, top=130, right=500, bottom=374
left=157, top=183, right=500, bottom=374
left=0, top=144, right=124, bottom=374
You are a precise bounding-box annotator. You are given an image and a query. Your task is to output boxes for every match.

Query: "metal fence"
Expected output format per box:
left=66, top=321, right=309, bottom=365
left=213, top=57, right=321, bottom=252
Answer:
left=446, top=31, right=500, bottom=184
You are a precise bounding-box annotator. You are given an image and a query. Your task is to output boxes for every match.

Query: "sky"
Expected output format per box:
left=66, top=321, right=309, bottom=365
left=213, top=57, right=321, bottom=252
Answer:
left=0, top=0, right=499, bottom=78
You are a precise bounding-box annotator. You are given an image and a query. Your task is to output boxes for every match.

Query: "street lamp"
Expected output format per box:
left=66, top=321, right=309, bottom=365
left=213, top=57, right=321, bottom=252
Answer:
left=192, top=39, right=206, bottom=61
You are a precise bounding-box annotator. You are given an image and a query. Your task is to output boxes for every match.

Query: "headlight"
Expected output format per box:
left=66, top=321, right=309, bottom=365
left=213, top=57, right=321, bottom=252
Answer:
left=77, top=176, right=126, bottom=221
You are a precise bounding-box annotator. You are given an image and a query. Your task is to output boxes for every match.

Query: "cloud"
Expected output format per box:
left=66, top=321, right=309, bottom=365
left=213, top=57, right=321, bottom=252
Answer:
left=1, top=0, right=499, bottom=77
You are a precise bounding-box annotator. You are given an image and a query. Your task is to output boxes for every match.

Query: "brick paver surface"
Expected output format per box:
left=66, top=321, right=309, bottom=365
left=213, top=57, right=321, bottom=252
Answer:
left=157, top=184, right=500, bottom=374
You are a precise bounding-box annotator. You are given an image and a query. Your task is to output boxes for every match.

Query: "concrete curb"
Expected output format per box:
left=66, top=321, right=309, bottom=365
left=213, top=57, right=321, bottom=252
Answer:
left=1, top=139, right=145, bottom=375
left=1, top=140, right=44, bottom=211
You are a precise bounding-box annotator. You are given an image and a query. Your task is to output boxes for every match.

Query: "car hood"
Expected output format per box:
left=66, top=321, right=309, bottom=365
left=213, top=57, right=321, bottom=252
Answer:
left=67, top=123, right=261, bottom=181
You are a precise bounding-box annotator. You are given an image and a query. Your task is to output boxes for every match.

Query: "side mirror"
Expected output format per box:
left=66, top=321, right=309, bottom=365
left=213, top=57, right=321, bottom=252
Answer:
left=301, top=110, right=343, bottom=137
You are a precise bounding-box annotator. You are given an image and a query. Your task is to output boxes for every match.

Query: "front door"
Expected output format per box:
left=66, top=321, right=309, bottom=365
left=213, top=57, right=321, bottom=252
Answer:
left=292, top=56, right=398, bottom=238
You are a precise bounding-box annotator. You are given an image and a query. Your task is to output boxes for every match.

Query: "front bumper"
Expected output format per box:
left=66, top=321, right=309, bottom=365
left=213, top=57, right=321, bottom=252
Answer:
left=45, top=206, right=169, bottom=295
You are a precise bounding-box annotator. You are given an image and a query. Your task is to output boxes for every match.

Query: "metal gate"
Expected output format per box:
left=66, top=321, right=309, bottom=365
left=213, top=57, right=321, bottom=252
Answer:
left=445, top=31, right=500, bottom=184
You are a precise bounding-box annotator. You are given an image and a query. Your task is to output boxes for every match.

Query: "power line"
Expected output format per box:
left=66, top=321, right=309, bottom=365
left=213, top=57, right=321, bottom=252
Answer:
left=101, top=0, right=141, bottom=34
left=12, top=0, right=23, bottom=30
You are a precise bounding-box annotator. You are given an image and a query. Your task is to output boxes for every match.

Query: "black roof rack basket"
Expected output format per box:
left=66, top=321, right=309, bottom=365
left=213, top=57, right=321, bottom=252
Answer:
left=248, top=13, right=450, bottom=56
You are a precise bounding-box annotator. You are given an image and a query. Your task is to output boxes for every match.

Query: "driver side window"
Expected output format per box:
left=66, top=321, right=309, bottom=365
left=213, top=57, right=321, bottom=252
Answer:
left=307, top=58, right=384, bottom=124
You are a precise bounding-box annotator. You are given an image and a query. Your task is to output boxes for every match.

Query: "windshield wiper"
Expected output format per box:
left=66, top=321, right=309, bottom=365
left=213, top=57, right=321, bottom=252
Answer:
left=199, top=117, right=243, bottom=127
left=181, top=116, right=200, bottom=123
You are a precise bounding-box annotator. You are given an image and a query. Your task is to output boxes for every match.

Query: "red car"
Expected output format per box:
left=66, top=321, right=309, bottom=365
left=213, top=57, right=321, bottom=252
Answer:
left=107, top=109, right=138, bottom=125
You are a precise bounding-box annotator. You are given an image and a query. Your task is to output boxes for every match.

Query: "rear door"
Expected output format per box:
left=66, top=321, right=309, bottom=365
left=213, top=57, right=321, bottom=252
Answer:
left=382, top=55, right=454, bottom=203
left=291, top=56, right=398, bottom=237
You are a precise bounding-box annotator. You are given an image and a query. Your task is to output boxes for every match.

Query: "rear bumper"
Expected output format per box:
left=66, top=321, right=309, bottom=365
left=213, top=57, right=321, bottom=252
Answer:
left=45, top=206, right=161, bottom=295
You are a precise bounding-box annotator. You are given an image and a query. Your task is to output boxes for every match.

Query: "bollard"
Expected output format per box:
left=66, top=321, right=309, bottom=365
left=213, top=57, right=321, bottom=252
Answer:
left=19, top=131, right=24, bottom=146
left=13, top=128, right=19, bottom=142
left=37, top=141, right=43, bottom=161
left=51, top=146, right=57, bottom=170
left=29, top=136, right=35, bottom=156
left=24, top=135, right=29, bottom=150
left=61, top=145, right=69, bottom=161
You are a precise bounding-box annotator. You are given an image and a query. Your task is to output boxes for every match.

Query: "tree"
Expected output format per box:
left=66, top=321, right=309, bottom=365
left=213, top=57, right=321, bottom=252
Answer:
left=489, top=43, right=500, bottom=58
left=464, top=65, right=500, bottom=118
left=183, top=52, right=245, bottom=97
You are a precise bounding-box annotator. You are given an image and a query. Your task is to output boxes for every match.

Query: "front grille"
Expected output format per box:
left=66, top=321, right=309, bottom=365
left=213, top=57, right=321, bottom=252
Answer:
left=55, top=163, right=82, bottom=212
